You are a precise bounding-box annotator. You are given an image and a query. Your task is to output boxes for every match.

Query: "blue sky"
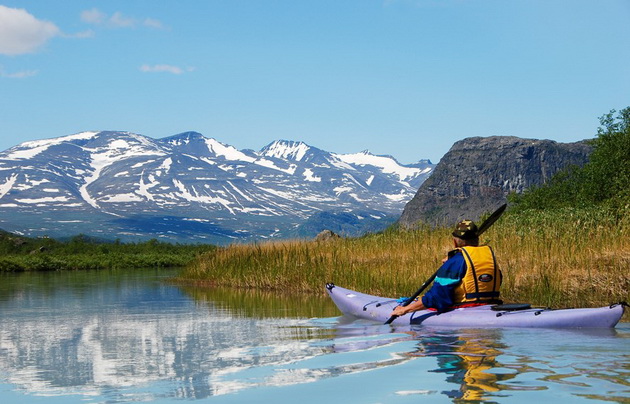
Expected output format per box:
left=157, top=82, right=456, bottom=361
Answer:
left=0, top=1, right=628, bottom=164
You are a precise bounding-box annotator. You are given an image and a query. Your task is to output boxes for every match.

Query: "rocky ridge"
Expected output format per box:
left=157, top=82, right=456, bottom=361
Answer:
left=398, top=136, right=592, bottom=227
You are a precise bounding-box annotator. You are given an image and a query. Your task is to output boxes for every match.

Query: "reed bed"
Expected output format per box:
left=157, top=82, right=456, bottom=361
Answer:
left=491, top=207, right=629, bottom=309
left=179, top=207, right=629, bottom=310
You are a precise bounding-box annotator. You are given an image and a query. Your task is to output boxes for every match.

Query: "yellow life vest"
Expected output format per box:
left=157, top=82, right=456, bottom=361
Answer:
left=452, top=246, right=501, bottom=304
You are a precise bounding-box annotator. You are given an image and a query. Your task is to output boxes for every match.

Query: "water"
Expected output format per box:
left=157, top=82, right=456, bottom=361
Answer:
left=0, top=269, right=627, bottom=403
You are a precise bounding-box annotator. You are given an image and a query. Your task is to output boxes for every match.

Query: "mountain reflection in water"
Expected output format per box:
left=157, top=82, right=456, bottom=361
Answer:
left=0, top=269, right=627, bottom=403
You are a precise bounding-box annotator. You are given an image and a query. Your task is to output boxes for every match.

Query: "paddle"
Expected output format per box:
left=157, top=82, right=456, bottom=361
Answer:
left=384, top=203, right=507, bottom=325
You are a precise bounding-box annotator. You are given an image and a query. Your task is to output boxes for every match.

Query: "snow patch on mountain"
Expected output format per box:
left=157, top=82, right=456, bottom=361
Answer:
left=334, top=186, right=353, bottom=195
left=226, top=181, right=254, bottom=202
left=159, top=158, right=173, bottom=173
left=102, top=193, right=144, bottom=203
left=172, top=179, right=235, bottom=214
left=137, top=172, right=158, bottom=201
left=384, top=191, right=409, bottom=202
left=255, top=158, right=297, bottom=174
left=0, top=174, right=18, bottom=199
left=16, top=196, right=71, bottom=204
left=4, top=131, right=98, bottom=160
left=335, top=150, right=422, bottom=182
left=303, top=168, right=321, bottom=182
left=205, top=138, right=255, bottom=162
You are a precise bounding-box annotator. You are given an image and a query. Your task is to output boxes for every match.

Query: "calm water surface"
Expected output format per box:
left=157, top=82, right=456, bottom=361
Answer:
left=0, top=269, right=627, bottom=403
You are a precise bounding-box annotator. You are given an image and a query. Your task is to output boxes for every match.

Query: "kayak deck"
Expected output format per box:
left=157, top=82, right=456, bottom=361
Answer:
left=325, top=284, right=625, bottom=328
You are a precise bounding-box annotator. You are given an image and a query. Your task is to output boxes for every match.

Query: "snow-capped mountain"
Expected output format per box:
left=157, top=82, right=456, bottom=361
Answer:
left=0, top=131, right=434, bottom=243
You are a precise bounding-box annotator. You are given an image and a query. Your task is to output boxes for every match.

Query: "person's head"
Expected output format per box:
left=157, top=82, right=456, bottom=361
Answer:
left=452, top=220, right=479, bottom=247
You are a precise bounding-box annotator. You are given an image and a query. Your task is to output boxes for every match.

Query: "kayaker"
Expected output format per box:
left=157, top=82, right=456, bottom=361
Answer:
left=390, top=219, right=502, bottom=315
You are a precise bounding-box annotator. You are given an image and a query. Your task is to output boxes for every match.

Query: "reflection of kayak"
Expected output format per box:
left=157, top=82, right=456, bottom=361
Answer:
left=325, top=284, right=626, bottom=328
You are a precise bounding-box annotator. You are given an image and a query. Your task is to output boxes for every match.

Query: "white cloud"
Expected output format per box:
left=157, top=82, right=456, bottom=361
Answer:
left=109, top=11, right=135, bottom=28
left=81, top=8, right=164, bottom=29
left=80, top=8, right=106, bottom=25
left=65, top=30, right=95, bottom=39
left=0, top=5, right=60, bottom=55
left=6, top=70, right=37, bottom=78
left=140, top=64, right=194, bottom=75
left=143, top=18, right=164, bottom=29
left=0, top=66, right=38, bottom=79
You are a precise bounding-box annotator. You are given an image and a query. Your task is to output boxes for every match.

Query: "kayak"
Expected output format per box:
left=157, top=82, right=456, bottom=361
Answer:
left=325, top=284, right=626, bottom=328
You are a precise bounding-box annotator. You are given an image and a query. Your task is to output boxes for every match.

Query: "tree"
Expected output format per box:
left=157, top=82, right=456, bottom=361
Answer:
left=582, top=107, right=630, bottom=207
left=510, top=107, right=630, bottom=212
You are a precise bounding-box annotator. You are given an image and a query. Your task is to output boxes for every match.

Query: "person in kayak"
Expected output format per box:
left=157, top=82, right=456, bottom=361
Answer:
left=390, top=219, right=502, bottom=315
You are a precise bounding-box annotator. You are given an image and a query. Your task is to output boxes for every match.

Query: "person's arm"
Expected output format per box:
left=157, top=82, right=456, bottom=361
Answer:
left=421, top=253, right=467, bottom=312
left=391, top=299, right=426, bottom=317
left=390, top=253, right=467, bottom=317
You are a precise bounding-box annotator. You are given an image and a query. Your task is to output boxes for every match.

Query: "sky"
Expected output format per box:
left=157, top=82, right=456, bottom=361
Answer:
left=0, top=1, right=628, bottom=164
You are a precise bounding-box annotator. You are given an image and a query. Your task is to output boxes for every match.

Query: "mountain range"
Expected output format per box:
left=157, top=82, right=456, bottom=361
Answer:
left=0, top=131, right=434, bottom=243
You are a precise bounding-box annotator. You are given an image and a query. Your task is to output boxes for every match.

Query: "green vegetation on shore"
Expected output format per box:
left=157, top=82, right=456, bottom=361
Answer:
left=179, top=108, right=630, bottom=309
left=0, top=233, right=215, bottom=271
left=179, top=208, right=629, bottom=309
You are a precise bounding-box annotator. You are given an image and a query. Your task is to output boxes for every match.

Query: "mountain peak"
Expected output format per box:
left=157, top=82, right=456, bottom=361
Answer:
left=2, top=131, right=101, bottom=160
left=260, top=140, right=312, bottom=161
left=160, top=131, right=205, bottom=145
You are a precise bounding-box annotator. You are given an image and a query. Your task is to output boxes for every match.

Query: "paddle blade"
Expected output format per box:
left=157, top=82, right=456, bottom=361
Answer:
left=476, top=203, right=507, bottom=236
left=384, top=315, right=397, bottom=325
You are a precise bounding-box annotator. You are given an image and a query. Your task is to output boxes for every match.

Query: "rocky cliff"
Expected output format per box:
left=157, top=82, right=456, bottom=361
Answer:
left=399, top=136, right=592, bottom=227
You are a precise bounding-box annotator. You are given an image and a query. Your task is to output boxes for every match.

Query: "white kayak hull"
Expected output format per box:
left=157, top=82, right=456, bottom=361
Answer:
left=325, top=284, right=625, bottom=328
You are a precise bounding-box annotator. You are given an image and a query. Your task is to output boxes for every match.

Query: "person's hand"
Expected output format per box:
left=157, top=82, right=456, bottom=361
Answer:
left=390, top=305, right=408, bottom=317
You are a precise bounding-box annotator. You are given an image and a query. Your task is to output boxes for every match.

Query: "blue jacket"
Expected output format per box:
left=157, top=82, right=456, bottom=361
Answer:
left=421, top=251, right=467, bottom=312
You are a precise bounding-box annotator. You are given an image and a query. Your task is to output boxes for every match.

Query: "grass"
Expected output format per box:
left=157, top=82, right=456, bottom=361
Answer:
left=179, top=207, right=630, bottom=310
left=491, top=207, right=629, bottom=308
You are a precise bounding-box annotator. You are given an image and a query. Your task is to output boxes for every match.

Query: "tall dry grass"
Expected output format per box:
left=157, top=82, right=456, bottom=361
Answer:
left=491, top=207, right=629, bottom=308
left=178, top=208, right=629, bottom=309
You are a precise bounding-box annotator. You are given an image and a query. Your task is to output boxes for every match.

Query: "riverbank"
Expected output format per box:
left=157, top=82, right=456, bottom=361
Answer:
left=0, top=233, right=216, bottom=271
left=179, top=207, right=629, bottom=310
